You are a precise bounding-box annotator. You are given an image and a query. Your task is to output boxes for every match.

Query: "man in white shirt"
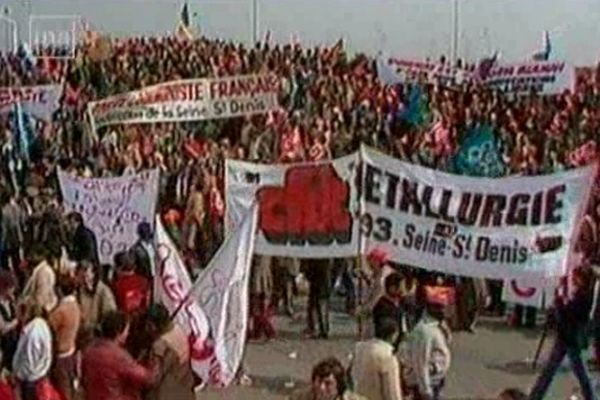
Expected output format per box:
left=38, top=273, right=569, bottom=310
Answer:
left=351, top=316, right=403, bottom=400
left=399, top=286, right=452, bottom=400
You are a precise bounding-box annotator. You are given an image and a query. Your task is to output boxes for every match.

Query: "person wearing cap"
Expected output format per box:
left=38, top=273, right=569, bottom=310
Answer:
left=528, top=267, right=597, bottom=400
left=360, top=248, right=395, bottom=315
left=399, top=286, right=452, bottom=400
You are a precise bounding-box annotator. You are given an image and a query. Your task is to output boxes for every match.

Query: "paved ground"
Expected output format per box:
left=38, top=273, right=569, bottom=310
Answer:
left=200, top=304, right=599, bottom=400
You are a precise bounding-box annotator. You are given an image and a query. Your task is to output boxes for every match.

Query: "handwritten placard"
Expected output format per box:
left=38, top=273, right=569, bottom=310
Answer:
left=58, top=169, right=159, bottom=265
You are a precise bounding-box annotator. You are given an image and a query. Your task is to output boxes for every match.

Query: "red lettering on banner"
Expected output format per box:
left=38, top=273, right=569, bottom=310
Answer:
left=257, top=164, right=352, bottom=245
left=510, top=280, right=536, bottom=298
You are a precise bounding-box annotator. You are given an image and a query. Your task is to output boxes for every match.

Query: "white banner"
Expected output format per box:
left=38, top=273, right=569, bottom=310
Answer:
left=0, top=84, right=63, bottom=119
left=376, top=57, right=574, bottom=96
left=484, top=60, right=575, bottom=96
left=501, top=279, right=557, bottom=309
left=360, top=146, right=595, bottom=280
left=88, top=74, right=280, bottom=128
left=225, top=153, right=360, bottom=259
left=58, top=169, right=159, bottom=265
left=376, top=56, right=472, bottom=86
left=154, top=218, right=216, bottom=384
left=192, top=206, right=257, bottom=386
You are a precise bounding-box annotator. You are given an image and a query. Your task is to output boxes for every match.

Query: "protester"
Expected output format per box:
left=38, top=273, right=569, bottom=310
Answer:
left=21, top=245, right=58, bottom=313
left=112, top=251, right=150, bottom=316
left=372, top=272, right=407, bottom=347
left=527, top=267, right=598, bottom=400
left=12, top=302, right=54, bottom=400
left=48, top=274, right=81, bottom=400
left=145, top=304, right=195, bottom=400
left=290, top=357, right=365, bottom=400
left=351, top=316, right=403, bottom=400
left=67, top=212, right=99, bottom=266
left=0, top=270, right=18, bottom=372
left=130, top=222, right=156, bottom=281
left=0, top=192, right=24, bottom=276
left=76, top=260, right=117, bottom=336
left=249, top=255, right=276, bottom=341
left=81, top=311, right=157, bottom=400
left=399, top=286, right=452, bottom=400
left=303, top=259, right=332, bottom=339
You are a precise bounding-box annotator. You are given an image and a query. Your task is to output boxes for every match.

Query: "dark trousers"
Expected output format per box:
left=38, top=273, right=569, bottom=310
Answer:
left=51, top=354, right=77, bottom=400
left=307, top=285, right=330, bottom=336
left=0, top=247, right=23, bottom=288
left=513, top=305, right=537, bottom=327
left=528, top=339, right=597, bottom=400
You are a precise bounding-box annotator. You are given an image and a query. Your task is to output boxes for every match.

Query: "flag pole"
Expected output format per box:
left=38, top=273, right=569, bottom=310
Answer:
left=451, top=0, right=459, bottom=66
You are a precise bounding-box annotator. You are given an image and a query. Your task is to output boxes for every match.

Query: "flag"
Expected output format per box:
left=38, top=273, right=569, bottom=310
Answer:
left=376, top=57, right=402, bottom=86
left=400, top=85, right=430, bottom=128
left=453, top=124, right=506, bottom=177
left=475, top=51, right=498, bottom=81
left=154, top=218, right=214, bottom=384
left=176, top=1, right=194, bottom=40
left=18, top=43, right=37, bottom=72
left=532, top=30, right=551, bottom=61
left=11, top=102, right=35, bottom=162
left=191, top=206, right=257, bottom=386
left=180, top=2, right=190, bottom=27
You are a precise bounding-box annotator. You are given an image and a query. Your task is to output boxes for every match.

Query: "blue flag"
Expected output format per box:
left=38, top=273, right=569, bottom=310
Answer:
left=11, top=102, right=36, bottom=162
left=453, top=124, right=506, bottom=177
left=400, top=85, right=430, bottom=128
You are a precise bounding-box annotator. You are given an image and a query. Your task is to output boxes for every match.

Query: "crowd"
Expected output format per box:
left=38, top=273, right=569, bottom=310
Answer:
left=0, top=25, right=598, bottom=399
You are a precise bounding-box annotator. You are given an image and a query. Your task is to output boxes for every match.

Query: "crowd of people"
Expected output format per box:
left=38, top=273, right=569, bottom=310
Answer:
left=0, top=24, right=598, bottom=399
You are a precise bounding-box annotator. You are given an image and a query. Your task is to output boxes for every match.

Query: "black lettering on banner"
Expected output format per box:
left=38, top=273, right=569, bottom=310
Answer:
left=100, top=238, right=113, bottom=256
left=544, top=184, right=566, bottom=224
left=373, top=216, right=392, bottom=242
left=506, top=193, right=530, bottom=225
left=480, top=195, right=506, bottom=227
left=364, top=164, right=382, bottom=205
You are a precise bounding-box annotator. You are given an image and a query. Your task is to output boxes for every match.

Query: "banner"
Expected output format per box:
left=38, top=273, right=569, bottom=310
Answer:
left=154, top=218, right=215, bottom=384
left=501, top=279, right=556, bottom=309
left=360, top=146, right=595, bottom=280
left=58, top=169, right=159, bottom=265
left=484, top=60, right=574, bottom=96
left=191, top=206, right=257, bottom=386
left=225, top=153, right=360, bottom=259
left=376, top=56, right=472, bottom=86
left=376, top=57, right=574, bottom=96
left=88, top=74, right=280, bottom=128
left=0, top=85, right=63, bottom=119
left=226, top=147, right=594, bottom=279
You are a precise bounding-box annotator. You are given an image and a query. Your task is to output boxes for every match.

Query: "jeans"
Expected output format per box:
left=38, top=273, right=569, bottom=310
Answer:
left=528, top=339, right=597, bottom=400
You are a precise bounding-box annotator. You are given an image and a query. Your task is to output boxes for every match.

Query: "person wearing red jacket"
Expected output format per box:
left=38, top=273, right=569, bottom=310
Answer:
left=112, top=251, right=150, bottom=316
left=82, top=311, right=157, bottom=400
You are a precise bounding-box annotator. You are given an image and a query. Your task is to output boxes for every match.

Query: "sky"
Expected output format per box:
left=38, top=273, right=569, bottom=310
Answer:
left=1, top=0, right=599, bottom=65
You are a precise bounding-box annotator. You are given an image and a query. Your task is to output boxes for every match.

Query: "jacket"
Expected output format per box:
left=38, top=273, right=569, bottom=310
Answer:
left=78, top=281, right=117, bottom=331
left=21, top=261, right=57, bottom=313
left=130, top=240, right=155, bottom=281
left=70, top=225, right=99, bottom=265
left=555, top=287, right=593, bottom=348
left=399, top=314, right=451, bottom=398
left=82, top=339, right=156, bottom=400
left=351, top=338, right=403, bottom=400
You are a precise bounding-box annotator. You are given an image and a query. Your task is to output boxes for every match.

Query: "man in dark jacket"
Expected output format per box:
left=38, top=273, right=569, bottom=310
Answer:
left=303, top=259, right=331, bottom=339
left=528, top=267, right=598, bottom=400
left=373, top=272, right=406, bottom=349
left=130, top=222, right=155, bottom=281
left=68, top=212, right=99, bottom=266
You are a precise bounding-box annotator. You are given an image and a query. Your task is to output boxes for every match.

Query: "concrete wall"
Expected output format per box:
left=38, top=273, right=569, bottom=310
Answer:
left=0, top=0, right=599, bottom=65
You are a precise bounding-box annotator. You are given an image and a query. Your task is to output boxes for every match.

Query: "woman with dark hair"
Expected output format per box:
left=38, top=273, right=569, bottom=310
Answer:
left=76, top=260, right=117, bottom=337
left=290, top=357, right=365, bottom=400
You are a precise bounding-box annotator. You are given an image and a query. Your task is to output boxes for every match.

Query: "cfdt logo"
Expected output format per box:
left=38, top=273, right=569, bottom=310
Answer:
left=29, top=14, right=80, bottom=59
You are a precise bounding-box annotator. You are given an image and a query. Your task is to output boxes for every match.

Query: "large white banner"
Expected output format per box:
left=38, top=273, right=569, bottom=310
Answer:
left=225, top=153, right=361, bottom=259
left=154, top=218, right=216, bottom=385
left=376, top=57, right=574, bottom=96
left=484, top=60, right=575, bottom=96
left=360, top=146, right=595, bottom=280
left=58, top=169, right=159, bottom=265
left=0, top=84, right=63, bottom=119
left=226, top=148, right=595, bottom=279
left=88, top=74, right=280, bottom=128
left=192, top=206, right=257, bottom=386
